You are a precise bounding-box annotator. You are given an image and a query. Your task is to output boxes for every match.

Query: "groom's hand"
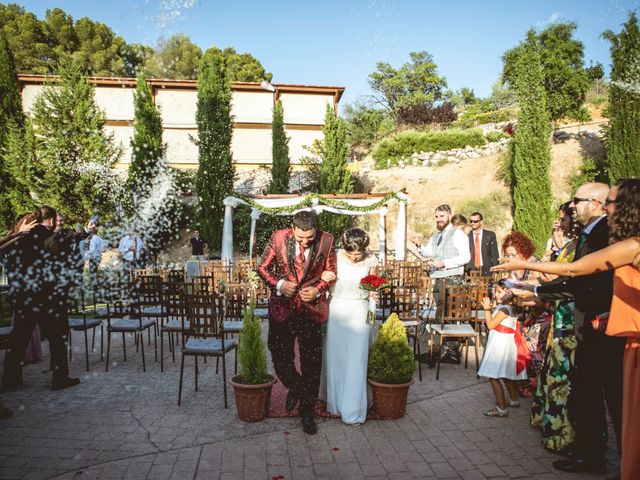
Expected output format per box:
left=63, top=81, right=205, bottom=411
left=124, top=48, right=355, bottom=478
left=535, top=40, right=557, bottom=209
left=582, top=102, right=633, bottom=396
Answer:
left=281, top=281, right=297, bottom=298
left=299, top=286, right=319, bottom=303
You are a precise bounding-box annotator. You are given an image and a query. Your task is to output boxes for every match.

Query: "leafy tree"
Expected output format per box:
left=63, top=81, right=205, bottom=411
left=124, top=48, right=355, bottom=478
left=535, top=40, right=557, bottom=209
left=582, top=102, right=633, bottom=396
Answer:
left=602, top=12, right=640, bottom=182
left=26, top=60, right=122, bottom=222
left=143, top=33, right=202, bottom=79
left=268, top=100, right=290, bottom=193
left=586, top=61, right=605, bottom=81
left=72, top=17, right=129, bottom=76
left=194, top=50, right=234, bottom=253
left=503, top=22, right=590, bottom=124
left=459, top=87, right=478, bottom=106
left=486, top=76, right=517, bottom=109
left=343, top=101, right=392, bottom=148
left=368, top=51, right=448, bottom=123
left=0, top=32, right=26, bottom=232
left=122, top=43, right=154, bottom=77
left=127, top=73, right=165, bottom=211
left=200, top=46, right=272, bottom=82
left=511, top=33, right=553, bottom=255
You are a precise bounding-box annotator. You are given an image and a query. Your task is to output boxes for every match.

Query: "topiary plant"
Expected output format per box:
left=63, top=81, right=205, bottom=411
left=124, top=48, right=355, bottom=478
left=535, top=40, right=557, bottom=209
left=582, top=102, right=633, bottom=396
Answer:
left=237, top=299, right=270, bottom=384
left=368, top=313, right=416, bottom=384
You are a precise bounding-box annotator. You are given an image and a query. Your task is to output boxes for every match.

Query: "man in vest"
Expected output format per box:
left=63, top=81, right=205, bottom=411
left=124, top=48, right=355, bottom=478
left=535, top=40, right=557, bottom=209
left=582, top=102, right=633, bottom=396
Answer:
left=412, top=204, right=471, bottom=320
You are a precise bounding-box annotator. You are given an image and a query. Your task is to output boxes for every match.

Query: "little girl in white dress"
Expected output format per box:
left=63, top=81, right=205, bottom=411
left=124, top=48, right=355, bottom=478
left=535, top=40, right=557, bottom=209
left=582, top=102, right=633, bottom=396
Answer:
left=478, top=280, right=530, bottom=417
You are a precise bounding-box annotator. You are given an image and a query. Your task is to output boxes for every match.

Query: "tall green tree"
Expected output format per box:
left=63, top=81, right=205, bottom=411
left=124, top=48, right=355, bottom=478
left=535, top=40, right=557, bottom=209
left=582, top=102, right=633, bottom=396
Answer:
left=268, top=99, right=290, bottom=194
left=0, top=3, right=53, bottom=74
left=511, top=33, right=553, bottom=255
left=602, top=11, right=640, bottom=182
left=368, top=51, right=448, bottom=124
left=194, top=50, right=234, bottom=253
left=0, top=32, right=26, bottom=232
left=503, top=22, right=590, bottom=124
left=127, top=73, right=165, bottom=211
left=143, top=33, right=202, bottom=79
left=318, top=104, right=353, bottom=236
left=26, top=60, right=121, bottom=221
left=201, top=47, right=272, bottom=82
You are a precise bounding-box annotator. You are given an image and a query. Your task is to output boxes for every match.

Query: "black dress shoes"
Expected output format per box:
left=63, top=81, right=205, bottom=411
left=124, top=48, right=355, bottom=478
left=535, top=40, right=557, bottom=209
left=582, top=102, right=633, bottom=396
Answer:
left=301, top=415, right=317, bottom=435
left=553, top=459, right=605, bottom=474
left=51, top=377, right=80, bottom=391
left=285, top=389, right=299, bottom=412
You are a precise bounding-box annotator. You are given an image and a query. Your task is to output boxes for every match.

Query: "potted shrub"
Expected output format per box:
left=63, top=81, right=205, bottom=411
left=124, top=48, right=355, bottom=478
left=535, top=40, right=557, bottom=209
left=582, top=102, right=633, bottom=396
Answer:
left=368, top=313, right=416, bottom=419
left=229, top=299, right=276, bottom=422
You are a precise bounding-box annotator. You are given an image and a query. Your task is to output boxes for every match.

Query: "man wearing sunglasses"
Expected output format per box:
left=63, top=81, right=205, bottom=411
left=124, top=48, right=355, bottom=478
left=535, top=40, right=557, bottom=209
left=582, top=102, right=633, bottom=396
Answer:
left=464, top=212, right=499, bottom=276
left=532, top=182, right=625, bottom=475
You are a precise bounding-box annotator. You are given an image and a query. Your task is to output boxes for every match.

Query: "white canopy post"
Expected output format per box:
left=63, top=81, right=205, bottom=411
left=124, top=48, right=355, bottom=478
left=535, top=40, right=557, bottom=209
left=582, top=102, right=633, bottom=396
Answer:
left=379, top=207, right=387, bottom=264
left=394, top=192, right=408, bottom=260
left=249, top=208, right=261, bottom=258
left=221, top=198, right=241, bottom=262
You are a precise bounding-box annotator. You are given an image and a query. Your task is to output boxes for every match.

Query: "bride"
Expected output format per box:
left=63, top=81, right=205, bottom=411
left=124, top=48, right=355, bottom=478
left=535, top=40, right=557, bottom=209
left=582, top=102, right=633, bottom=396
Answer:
left=321, top=228, right=377, bottom=425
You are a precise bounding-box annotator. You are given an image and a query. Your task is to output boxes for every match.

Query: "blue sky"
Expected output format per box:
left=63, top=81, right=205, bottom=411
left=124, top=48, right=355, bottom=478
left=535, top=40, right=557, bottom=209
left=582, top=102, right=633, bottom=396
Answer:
left=14, top=0, right=640, bottom=107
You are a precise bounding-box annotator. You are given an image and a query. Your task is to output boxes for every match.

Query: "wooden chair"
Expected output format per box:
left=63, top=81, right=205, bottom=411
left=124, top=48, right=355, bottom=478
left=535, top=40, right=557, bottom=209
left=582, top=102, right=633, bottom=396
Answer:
left=67, top=283, right=103, bottom=371
left=429, top=285, right=480, bottom=380
left=202, top=262, right=232, bottom=292
left=191, top=275, right=216, bottom=295
left=160, top=282, right=190, bottom=372
left=178, top=293, right=237, bottom=408
left=466, top=276, right=493, bottom=345
left=392, top=285, right=422, bottom=381
left=232, top=258, right=256, bottom=283
left=105, top=299, right=157, bottom=372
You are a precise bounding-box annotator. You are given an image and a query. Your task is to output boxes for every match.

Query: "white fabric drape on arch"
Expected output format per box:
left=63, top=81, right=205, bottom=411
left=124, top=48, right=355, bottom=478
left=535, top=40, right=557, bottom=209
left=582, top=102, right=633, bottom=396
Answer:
left=220, top=192, right=409, bottom=263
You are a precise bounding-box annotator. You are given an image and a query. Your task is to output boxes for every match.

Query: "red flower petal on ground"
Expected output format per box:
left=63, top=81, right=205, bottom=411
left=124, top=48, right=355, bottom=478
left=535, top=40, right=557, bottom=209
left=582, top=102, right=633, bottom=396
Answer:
left=332, top=447, right=340, bottom=451
left=283, top=431, right=290, bottom=435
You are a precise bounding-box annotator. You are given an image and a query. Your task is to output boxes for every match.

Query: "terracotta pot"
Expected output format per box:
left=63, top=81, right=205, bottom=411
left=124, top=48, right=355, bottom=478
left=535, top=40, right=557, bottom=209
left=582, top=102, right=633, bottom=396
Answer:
left=229, top=375, right=276, bottom=422
left=368, top=378, right=414, bottom=419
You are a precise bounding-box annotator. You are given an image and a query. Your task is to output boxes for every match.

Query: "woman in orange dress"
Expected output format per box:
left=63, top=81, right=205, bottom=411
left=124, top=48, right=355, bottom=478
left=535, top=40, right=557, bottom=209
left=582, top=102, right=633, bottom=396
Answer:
left=492, top=178, right=640, bottom=480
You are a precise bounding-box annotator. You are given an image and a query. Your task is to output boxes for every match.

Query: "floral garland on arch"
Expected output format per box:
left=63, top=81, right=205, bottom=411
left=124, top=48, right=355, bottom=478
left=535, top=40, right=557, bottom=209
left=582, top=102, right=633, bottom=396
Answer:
left=232, top=191, right=405, bottom=215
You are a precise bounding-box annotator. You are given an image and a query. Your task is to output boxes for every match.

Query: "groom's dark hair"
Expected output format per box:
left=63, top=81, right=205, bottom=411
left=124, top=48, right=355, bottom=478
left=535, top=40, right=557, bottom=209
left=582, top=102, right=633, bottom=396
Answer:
left=292, top=211, right=317, bottom=231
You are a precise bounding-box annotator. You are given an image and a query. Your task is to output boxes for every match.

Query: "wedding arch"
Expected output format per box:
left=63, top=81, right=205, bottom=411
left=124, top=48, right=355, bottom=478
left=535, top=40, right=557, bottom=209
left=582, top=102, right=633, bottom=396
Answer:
left=220, top=191, right=409, bottom=262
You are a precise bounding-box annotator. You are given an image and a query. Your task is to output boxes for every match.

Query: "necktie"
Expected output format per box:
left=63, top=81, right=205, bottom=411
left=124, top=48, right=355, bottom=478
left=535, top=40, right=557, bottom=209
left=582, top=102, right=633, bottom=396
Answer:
left=294, top=247, right=306, bottom=280
left=474, top=232, right=481, bottom=268
left=578, top=233, right=588, bottom=249
left=436, top=232, right=443, bottom=246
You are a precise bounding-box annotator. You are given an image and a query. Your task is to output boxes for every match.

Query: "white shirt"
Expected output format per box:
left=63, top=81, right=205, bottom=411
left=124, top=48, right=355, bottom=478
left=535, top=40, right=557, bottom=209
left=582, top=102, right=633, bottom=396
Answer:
left=418, top=224, right=471, bottom=269
left=85, top=235, right=104, bottom=261
left=119, top=235, right=144, bottom=261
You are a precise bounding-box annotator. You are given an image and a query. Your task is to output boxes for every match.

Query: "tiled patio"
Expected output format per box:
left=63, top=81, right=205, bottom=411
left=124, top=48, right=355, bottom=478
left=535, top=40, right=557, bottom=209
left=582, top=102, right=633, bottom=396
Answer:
left=0, top=324, right=618, bottom=479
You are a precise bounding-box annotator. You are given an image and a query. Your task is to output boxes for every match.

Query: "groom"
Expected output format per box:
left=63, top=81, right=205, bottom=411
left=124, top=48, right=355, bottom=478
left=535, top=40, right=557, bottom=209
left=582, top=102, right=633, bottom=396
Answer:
left=257, top=211, right=337, bottom=434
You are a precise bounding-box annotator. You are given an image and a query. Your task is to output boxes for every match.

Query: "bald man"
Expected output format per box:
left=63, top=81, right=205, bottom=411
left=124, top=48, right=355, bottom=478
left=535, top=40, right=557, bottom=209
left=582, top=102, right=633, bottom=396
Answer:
left=535, top=183, right=625, bottom=475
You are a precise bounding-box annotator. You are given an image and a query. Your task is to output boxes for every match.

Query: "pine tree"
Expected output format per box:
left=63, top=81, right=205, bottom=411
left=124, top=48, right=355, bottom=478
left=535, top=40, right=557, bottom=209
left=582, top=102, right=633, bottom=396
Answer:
left=512, top=32, right=553, bottom=255
left=0, top=32, right=26, bottom=232
left=268, top=99, right=290, bottom=194
left=318, top=104, right=353, bottom=236
left=28, top=59, right=121, bottom=222
left=194, top=51, right=234, bottom=253
left=603, top=12, right=640, bottom=183
left=128, top=73, right=165, bottom=212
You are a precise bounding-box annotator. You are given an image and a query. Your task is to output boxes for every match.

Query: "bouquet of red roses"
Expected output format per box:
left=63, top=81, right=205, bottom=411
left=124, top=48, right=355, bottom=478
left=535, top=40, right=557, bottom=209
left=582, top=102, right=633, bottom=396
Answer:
left=360, top=275, right=390, bottom=325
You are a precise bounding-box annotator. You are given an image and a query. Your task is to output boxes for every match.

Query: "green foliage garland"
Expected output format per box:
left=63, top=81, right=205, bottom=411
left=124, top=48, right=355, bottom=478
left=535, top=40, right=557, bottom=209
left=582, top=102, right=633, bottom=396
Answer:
left=368, top=313, right=416, bottom=384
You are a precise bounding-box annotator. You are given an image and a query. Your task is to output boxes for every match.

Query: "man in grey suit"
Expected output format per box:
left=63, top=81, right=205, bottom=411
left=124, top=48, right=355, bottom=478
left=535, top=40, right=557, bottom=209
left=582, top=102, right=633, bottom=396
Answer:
left=465, top=212, right=499, bottom=276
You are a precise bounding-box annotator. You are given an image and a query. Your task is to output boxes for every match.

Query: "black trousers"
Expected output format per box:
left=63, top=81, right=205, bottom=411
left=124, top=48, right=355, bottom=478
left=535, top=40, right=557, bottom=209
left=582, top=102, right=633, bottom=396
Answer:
left=571, top=328, right=625, bottom=464
left=268, top=312, right=324, bottom=417
left=3, top=299, right=70, bottom=386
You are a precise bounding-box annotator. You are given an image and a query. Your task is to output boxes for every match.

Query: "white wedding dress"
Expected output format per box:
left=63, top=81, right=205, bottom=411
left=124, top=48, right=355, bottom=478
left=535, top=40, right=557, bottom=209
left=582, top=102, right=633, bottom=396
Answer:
left=325, top=251, right=378, bottom=424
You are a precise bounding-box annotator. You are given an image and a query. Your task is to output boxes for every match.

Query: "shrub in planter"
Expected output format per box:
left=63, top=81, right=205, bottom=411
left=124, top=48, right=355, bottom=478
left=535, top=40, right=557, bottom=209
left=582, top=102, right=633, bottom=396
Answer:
left=230, top=299, right=275, bottom=422
left=368, top=313, right=416, bottom=419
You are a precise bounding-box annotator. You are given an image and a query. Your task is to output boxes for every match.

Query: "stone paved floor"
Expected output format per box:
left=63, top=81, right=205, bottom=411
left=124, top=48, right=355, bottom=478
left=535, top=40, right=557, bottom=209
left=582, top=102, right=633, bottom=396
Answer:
left=0, top=324, right=618, bottom=480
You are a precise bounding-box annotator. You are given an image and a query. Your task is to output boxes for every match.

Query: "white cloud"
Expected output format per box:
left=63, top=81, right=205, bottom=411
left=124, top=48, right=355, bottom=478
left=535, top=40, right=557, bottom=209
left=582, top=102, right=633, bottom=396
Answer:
left=537, top=11, right=563, bottom=28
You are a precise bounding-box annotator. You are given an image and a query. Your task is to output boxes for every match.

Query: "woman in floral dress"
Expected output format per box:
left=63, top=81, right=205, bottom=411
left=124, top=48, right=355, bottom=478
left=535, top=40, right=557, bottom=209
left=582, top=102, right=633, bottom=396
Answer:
left=530, top=203, right=580, bottom=454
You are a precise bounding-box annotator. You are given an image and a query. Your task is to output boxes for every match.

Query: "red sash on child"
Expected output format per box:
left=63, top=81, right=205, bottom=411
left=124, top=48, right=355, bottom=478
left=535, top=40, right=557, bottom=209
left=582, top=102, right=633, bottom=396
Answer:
left=493, top=321, right=531, bottom=374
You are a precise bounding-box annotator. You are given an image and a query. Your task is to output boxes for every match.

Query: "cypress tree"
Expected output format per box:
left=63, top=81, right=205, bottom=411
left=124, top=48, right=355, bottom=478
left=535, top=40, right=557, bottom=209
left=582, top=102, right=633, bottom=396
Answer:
left=128, top=73, right=165, bottom=212
left=0, top=32, right=26, bottom=232
left=512, top=32, right=553, bottom=255
left=318, top=104, right=353, bottom=236
left=603, top=12, right=640, bottom=183
left=268, top=99, right=290, bottom=194
left=194, top=50, right=234, bottom=253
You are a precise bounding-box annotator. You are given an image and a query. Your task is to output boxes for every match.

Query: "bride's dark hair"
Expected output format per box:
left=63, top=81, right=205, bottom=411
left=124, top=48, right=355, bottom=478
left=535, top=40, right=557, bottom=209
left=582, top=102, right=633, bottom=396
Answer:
left=343, top=228, right=369, bottom=252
